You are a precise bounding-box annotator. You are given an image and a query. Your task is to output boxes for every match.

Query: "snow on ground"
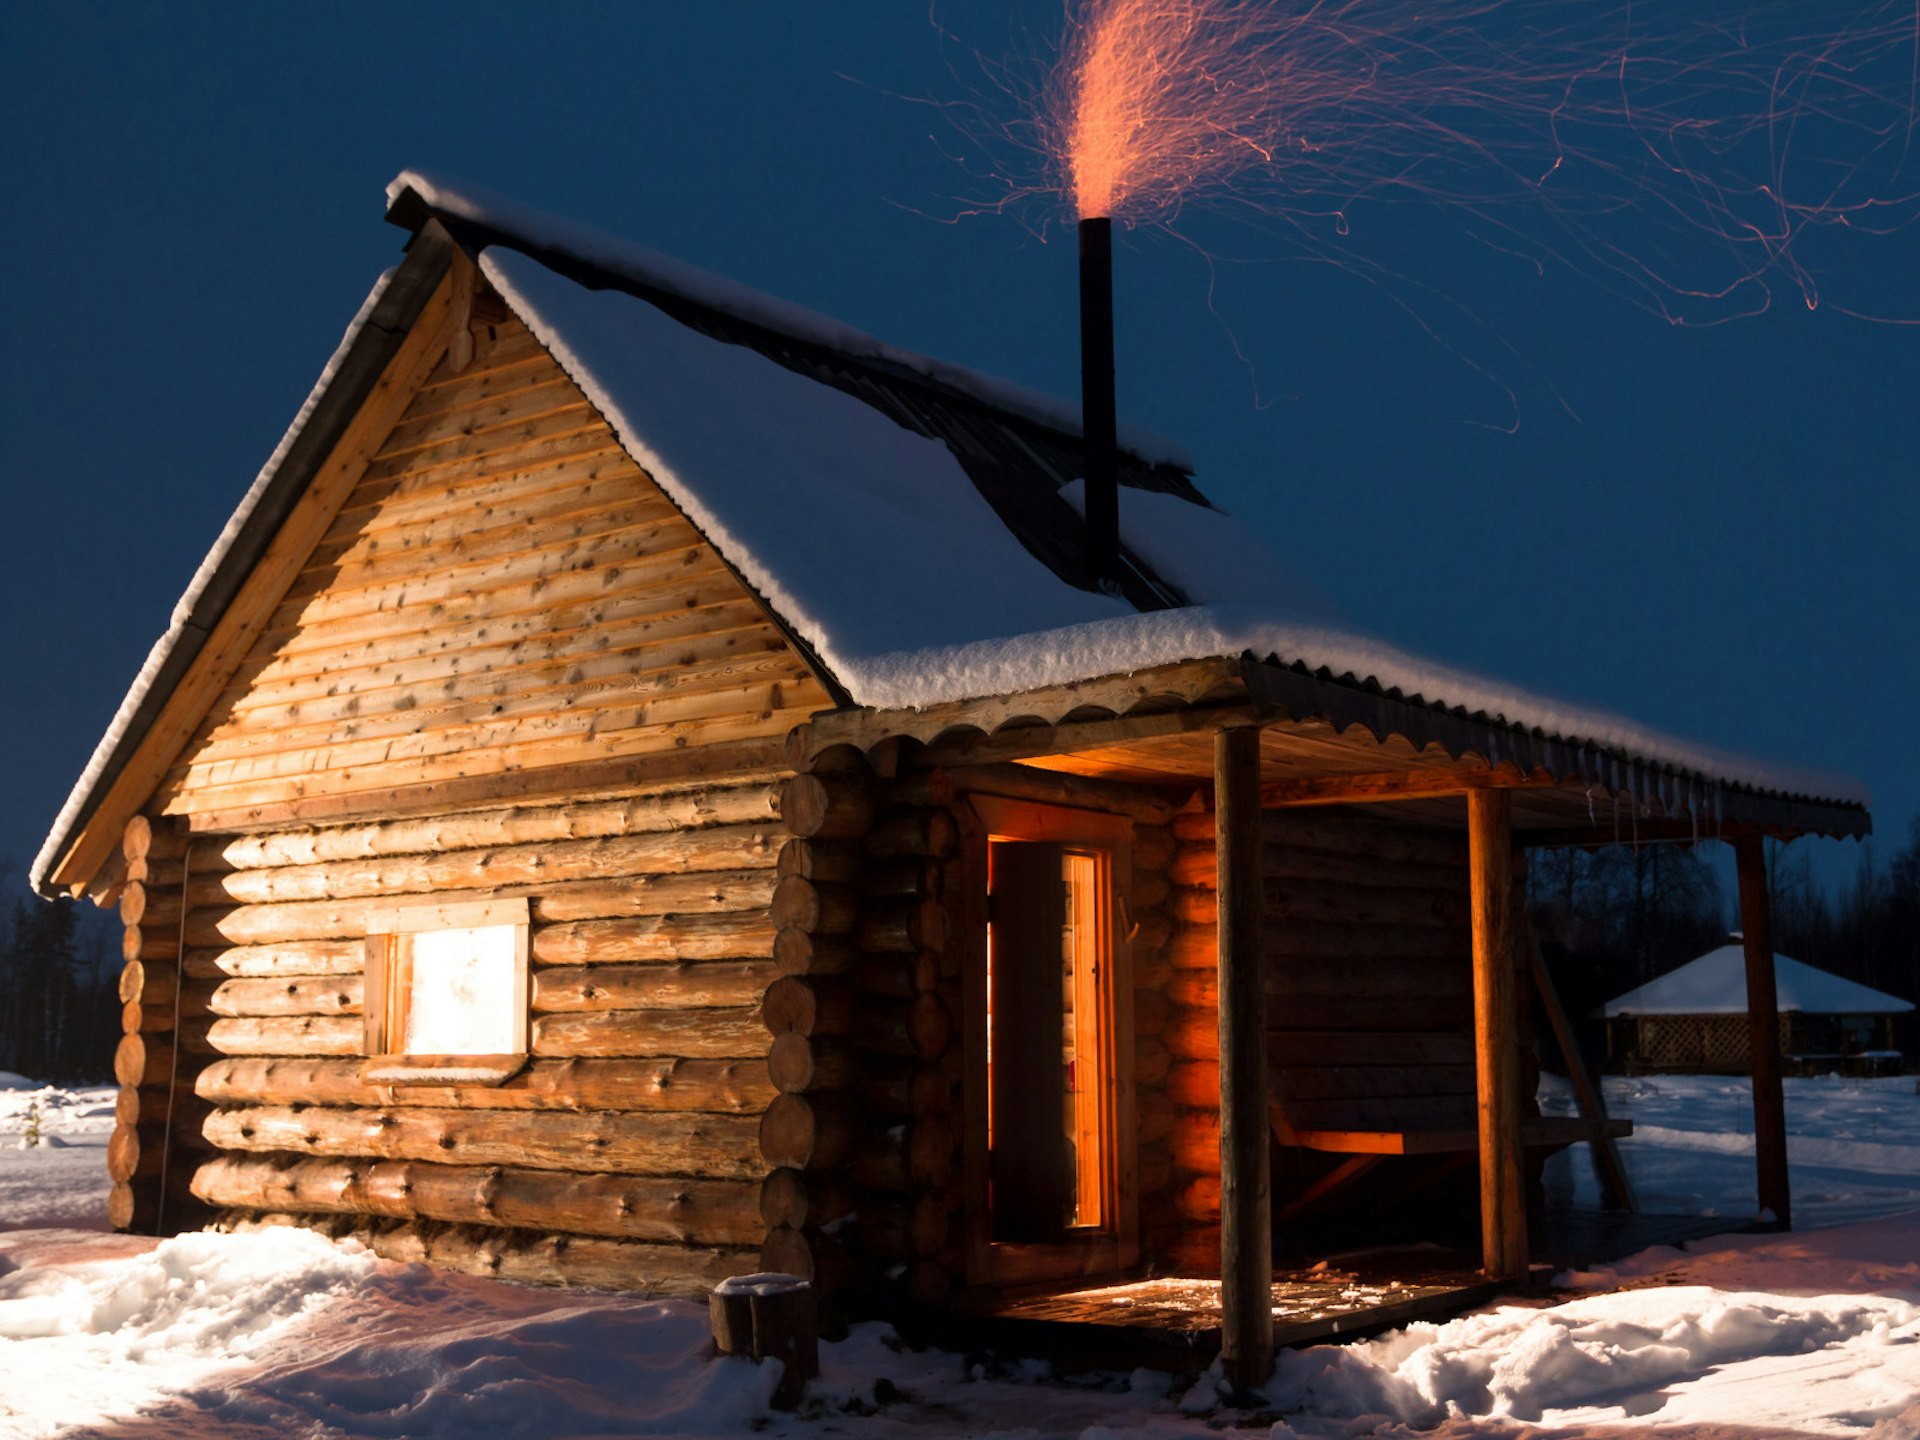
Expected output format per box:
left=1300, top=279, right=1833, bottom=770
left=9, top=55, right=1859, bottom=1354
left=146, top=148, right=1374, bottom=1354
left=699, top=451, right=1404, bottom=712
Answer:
left=1, top=1070, right=1916, bottom=1438
left=1540, top=1072, right=1920, bottom=1229
left=0, top=1080, right=114, bottom=1232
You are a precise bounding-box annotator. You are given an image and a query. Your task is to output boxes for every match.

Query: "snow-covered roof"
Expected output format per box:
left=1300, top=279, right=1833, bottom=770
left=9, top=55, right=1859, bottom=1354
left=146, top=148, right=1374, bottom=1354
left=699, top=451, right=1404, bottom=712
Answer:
left=1603, top=944, right=1915, bottom=1017
left=34, top=172, right=1871, bottom=895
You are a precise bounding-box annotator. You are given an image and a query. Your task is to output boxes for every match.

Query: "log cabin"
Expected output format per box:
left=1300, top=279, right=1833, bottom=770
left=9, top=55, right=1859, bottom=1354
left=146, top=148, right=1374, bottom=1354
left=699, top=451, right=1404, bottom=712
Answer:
left=35, top=172, right=1870, bottom=1377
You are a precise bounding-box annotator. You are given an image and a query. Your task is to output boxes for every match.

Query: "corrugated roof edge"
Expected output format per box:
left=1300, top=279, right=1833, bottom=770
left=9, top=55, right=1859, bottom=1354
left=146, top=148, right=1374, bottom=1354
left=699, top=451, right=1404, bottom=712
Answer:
left=382, top=169, right=1196, bottom=474
left=29, top=227, right=459, bottom=899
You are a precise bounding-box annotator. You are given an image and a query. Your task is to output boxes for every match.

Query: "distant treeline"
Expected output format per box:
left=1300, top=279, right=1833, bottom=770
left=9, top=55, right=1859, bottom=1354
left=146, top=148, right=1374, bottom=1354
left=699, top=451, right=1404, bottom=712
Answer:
left=1531, top=815, right=1920, bottom=1065
left=0, top=878, right=120, bottom=1084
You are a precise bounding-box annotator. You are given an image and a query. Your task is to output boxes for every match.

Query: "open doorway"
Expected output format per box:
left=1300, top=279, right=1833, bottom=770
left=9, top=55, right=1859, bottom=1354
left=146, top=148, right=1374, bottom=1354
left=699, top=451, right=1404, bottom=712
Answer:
left=963, top=797, right=1136, bottom=1286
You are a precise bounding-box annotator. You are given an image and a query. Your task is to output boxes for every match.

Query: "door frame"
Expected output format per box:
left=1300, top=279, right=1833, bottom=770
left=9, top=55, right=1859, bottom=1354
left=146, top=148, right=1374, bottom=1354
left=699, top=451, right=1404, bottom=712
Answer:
left=956, top=794, right=1138, bottom=1289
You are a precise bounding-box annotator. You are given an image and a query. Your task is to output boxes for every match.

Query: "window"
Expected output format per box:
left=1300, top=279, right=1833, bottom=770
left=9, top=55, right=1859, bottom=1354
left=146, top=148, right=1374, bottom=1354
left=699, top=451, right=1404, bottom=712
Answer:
left=362, top=897, right=529, bottom=1085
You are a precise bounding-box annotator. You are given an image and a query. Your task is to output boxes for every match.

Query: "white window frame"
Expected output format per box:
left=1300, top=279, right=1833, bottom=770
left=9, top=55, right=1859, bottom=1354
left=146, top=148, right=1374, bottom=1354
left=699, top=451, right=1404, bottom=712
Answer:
left=361, top=896, right=530, bottom=1086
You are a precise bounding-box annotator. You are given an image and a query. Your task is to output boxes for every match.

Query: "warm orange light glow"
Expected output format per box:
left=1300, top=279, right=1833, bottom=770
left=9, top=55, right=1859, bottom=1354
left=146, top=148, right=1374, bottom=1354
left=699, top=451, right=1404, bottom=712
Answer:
left=1058, top=0, right=1287, bottom=222
left=1001, top=0, right=1920, bottom=323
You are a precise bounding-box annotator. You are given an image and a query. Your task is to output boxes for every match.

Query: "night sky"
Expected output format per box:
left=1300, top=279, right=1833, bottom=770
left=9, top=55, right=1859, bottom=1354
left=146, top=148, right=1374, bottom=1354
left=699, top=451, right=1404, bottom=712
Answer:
left=3, top=3, right=1915, bottom=921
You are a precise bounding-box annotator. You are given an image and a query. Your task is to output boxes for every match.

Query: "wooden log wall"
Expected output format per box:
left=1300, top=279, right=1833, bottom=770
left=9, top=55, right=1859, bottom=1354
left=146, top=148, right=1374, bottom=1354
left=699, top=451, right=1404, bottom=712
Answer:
left=109, top=815, right=219, bottom=1233
left=1130, top=813, right=1181, bottom=1266
left=1159, top=807, right=1491, bottom=1269
left=758, top=750, right=962, bottom=1306
left=147, top=313, right=832, bottom=832
left=118, top=779, right=791, bottom=1294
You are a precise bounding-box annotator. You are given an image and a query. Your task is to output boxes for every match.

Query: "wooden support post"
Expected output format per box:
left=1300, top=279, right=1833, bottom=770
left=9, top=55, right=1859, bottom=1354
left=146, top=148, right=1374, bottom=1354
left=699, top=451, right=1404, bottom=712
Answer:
left=1215, top=725, right=1272, bottom=1395
left=1469, top=790, right=1527, bottom=1283
left=1733, top=831, right=1792, bottom=1229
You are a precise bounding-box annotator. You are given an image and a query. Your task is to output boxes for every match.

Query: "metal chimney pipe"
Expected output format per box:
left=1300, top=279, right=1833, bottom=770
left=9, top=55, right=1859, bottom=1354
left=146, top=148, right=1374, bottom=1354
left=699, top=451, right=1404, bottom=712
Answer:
left=1078, top=216, right=1120, bottom=590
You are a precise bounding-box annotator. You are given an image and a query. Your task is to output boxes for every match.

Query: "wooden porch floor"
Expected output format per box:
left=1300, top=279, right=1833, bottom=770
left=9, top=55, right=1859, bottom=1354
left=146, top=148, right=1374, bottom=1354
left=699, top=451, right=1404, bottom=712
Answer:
left=943, top=1259, right=1495, bottom=1372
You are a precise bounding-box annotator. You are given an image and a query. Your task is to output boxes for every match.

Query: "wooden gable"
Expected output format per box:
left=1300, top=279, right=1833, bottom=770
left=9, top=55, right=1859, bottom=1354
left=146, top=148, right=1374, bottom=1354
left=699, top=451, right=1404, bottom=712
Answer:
left=144, top=283, right=833, bottom=833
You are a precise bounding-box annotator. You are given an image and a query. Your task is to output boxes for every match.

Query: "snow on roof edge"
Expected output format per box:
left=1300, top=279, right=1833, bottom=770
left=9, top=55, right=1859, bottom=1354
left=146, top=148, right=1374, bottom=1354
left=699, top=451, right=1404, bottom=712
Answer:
left=835, top=604, right=1871, bottom=809
left=386, top=169, right=1195, bottom=471
left=1603, top=947, right=1916, bottom=1016
left=30, top=270, right=399, bottom=897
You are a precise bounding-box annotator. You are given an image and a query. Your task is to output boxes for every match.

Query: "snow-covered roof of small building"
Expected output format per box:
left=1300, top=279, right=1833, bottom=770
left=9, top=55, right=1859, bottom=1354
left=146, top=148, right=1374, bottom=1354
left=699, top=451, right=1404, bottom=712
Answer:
left=1603, top=943, right=1915, bottom=1017
left=32, top=171, right=1872, bottom=895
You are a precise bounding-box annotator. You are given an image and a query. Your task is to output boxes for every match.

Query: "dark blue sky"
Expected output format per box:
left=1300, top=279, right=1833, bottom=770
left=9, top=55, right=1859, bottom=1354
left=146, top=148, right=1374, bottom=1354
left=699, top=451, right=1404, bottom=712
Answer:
left=3, top=3, right=1915, bottom=916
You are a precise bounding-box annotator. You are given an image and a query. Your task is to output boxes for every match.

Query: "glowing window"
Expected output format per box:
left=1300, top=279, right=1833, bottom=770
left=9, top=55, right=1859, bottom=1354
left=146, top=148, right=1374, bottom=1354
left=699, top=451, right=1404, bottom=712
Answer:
left=362, top=898, right=529, bottom=1085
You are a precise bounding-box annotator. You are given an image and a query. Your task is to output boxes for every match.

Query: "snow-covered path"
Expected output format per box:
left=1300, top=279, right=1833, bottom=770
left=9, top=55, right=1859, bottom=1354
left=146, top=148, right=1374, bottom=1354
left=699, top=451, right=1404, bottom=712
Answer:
left=2, top=1072, right=1916, bottom=1438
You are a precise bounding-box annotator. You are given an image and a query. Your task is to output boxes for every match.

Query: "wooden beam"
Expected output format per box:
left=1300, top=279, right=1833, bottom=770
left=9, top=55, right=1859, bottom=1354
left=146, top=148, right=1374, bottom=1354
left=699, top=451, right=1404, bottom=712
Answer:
left=1468, top=789, right=1527, bottom=1283
left=1215, top=725, right=1272, bottom=1394
left=50, top=259, right=466, bottom=894
left=1732, top=830, right=1792, bottom=1229
left=806, top=657, right=1243, bottom=760
left=1520, top=914, right=1636, bottom=1213
left=920, top=702, right=1262, bottom=769
left=1263, top=767, right=1566, bottom=809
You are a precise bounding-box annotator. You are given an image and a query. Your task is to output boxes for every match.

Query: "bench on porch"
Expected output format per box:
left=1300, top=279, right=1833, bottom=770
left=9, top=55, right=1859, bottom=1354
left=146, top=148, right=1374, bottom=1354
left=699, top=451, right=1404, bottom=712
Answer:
left=1265, top=1028, right=1630, bottom=1218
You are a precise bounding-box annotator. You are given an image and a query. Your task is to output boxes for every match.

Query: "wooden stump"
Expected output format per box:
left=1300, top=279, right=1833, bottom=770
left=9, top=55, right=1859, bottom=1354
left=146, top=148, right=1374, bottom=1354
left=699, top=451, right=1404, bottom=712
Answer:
left=708, top=1272, right=819, bottom=1411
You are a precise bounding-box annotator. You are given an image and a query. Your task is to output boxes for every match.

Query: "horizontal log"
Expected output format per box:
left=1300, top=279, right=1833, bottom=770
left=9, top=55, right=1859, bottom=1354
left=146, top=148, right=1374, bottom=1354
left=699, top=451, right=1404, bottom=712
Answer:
left=1173, top=811, right=1471, bottom=866
left=530, top=913, right=777, bottom=966
left=109, top=1178, right=156, bottom=1233
left=1168, top=958, right=1470, bottom=1008
left=848, top=1115, right=956, bottom=1193
left=1177, top=1175, right=1220, bottom=1224
left=531, top=961, right=775, bottom=1013
left=532, top=1006, right=768, bottom=1060
left=1131, top=869, right=1171, bottom=910
left=767, top=1032, right=853, bottom=1094
left=108, top=1121, right=161, bottom=1183
left=122, top=924, right=179, bottom=964
left=119, top=883, right=181, bottom=932
left=182, top=940, right=365, bottom=980
left=214, top=787, right=784, bottom=873
left=224, top=1212, right=755, bottom=1296
left=1170, top=1109, right=1223, bottom=1177
left=1132, top=912, right=1172, bottom=956
left=181, top=856, right=779, bottom=948
left=952, top=764, right=1180, bottom=828
left=1137, top=1142, right=1174, bottom=1197
left=523, top=870, right=779, bottom=924
left=116, top=1084, right=172, bottom=1126
left=775, top=838, right=861, bottom=884
left=1171, top=845, right=1470, bottom=892
left=769, top=876, right=858, bottom=935
left=1137, top=1090, right=1177, bottom=1146
left=781, top=773, right=877, bottom=839
left=1136, top=1036, right=1172, bottom=1088
left=857, top=898, right=946, bottom=954
left=195, top=1016, right=362, bottom=1057
left=205, top=975, right=362, bottom=1019
left=195, top=1056, right=773, bottom=1113
left=119, top=960, right=176, bottom=1008
left=1167, top=921, right=1465, bottom=969
left=202, top=1104, right=763, bottom=1179
left=124, top=1001, right=175, bottom=1035
left=1132, top=948, right=1173, bottom=993
left=1133, top=989, right=1169, bottom=1040
left=185, top=821, right=779, bottom=913
left=772, top=928, right=855, bottom=977
left=1132, top=823, right=1177, bottom=871
left=1168, top=1061, right=1220, bottom=1110
left=759, top=1092, right=860, bottom=1170
left=190, top=1153, right=765, bottom=1246
left=850, top=1193, right=951, bottom=1262
left=124, top=814, right=188, bottom=864
left=114, top=1032, right=173, bottom=1089
left=759, top=1167, right=855, bottom=1231
left=1170, top=881, right=1468, bottom=928
left=863, top=809, right=957, bottom=860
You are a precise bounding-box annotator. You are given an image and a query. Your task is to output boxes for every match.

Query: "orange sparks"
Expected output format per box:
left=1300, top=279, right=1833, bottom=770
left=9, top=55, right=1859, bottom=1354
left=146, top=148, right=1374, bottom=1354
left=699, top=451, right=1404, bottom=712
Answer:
left=1059, top=0, right=1291, bottom=221
left=1025, top=0, right=1920, bottom=321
